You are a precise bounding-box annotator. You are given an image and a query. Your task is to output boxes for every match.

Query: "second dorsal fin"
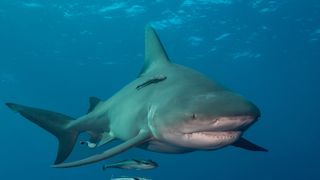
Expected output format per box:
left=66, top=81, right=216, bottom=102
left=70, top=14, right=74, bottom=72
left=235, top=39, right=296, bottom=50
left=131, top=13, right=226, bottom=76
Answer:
left=88, top=96, right=101, bottom=113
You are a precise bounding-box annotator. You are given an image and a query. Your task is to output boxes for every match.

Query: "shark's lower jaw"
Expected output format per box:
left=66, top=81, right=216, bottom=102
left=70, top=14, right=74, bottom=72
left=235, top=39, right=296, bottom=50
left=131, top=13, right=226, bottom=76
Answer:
left=160, top=115, right=257, bottom=150
left=160, top=129, right=243, bottom=150
left=181, top=131, right=242, bottom=149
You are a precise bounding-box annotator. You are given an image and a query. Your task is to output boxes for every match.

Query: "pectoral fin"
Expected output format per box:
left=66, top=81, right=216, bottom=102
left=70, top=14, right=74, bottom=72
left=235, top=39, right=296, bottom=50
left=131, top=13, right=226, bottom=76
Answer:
left=232, top=137, right=268, bottom=152
left=52, top=130, right=151, bottom=168
left=87, top=97, right=102, bottom=114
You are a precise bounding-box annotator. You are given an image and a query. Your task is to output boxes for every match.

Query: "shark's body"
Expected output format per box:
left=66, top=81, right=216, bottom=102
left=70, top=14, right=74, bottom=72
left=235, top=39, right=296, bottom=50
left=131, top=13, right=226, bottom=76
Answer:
left=6, top=26, right=267, bottom=168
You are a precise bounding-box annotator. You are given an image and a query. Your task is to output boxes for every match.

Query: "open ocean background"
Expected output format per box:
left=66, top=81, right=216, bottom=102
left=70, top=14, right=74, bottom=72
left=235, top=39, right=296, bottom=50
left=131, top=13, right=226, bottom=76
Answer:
left=0, top=0, right=319, bottom=179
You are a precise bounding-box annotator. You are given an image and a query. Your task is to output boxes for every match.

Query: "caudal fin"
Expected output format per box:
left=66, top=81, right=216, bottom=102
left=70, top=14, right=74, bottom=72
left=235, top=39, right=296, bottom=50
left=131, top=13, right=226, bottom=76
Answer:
left=6, top=102, right=79, bottom=164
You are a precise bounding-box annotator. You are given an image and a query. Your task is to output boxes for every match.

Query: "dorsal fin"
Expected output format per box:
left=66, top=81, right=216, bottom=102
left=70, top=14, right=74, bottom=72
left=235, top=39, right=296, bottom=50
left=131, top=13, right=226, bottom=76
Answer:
left=87, top=96, right=101, bottom=113
left=139, top=25, right=171, bottom=76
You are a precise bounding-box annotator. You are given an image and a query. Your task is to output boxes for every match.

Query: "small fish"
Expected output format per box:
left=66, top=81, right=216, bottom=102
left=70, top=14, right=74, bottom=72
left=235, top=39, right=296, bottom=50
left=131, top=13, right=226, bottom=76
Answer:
left=110, top=177, right=151, bottom=180
left=103, top=159, right=158, bottom=171
left=136, top=75, right=167, bottom=90
left=80, top=140, right=97, bottom=148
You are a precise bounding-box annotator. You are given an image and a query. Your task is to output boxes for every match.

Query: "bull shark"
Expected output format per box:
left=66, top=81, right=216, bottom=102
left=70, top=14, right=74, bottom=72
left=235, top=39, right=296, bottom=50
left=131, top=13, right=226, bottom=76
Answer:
left=6, top=25, right=267, bottom=168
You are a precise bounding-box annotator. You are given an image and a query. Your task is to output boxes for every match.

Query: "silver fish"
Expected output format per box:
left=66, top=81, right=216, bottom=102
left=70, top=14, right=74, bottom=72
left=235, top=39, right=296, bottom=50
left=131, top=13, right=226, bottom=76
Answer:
left=110, top=177, right=151, bottom=180
left=103, top=159, right=158, bottom=170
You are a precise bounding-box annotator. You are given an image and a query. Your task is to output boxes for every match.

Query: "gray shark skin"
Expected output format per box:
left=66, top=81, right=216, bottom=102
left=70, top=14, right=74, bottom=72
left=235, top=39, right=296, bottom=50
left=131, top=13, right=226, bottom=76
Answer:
left=6, top=25, right=267, bottom=168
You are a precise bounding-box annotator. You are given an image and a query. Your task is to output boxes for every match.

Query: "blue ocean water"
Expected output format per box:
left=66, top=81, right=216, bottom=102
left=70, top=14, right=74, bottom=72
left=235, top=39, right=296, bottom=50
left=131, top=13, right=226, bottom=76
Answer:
left=0, top=0, right=319, bottom=179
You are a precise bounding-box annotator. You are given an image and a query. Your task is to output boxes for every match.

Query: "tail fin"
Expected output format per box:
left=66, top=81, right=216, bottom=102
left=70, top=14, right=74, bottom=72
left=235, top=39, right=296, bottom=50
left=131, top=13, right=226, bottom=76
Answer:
left=6, top=102, right=79, bottom=164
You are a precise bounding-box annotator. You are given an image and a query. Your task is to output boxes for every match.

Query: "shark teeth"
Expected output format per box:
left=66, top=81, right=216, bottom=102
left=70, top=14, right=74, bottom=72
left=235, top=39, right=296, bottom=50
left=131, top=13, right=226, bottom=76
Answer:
left=179, top=131, right=242, bottom=149
left=186, top=131, right=241, bottom=140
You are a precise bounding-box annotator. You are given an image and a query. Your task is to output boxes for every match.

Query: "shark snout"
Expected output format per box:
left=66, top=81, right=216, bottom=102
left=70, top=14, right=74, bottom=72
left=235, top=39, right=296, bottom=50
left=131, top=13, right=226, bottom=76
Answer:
left=234, top=101, right=260, bottom=129
left=209, top=92, right=261, bottom=120
left=242, top=101, right=260, bottom=119
left=218, top=96, right=261, bottom=131
left=212, top=115, right=257, bottom=132
left=189, top=92, right=261, bottom=132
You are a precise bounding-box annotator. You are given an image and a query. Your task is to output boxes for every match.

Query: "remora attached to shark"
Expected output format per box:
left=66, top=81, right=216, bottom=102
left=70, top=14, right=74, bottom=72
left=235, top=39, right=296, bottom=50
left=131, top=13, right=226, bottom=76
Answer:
left=6, top=26, right=267, bottom=168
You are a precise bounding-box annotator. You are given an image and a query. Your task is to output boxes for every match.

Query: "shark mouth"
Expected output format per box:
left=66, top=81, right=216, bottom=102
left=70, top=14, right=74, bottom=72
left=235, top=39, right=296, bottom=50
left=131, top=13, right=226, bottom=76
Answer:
left=163, top=116, right=256, bottom=150
left=185, top=131, right=241, bottom=140
left=181, top=131, right=242, bottom=149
